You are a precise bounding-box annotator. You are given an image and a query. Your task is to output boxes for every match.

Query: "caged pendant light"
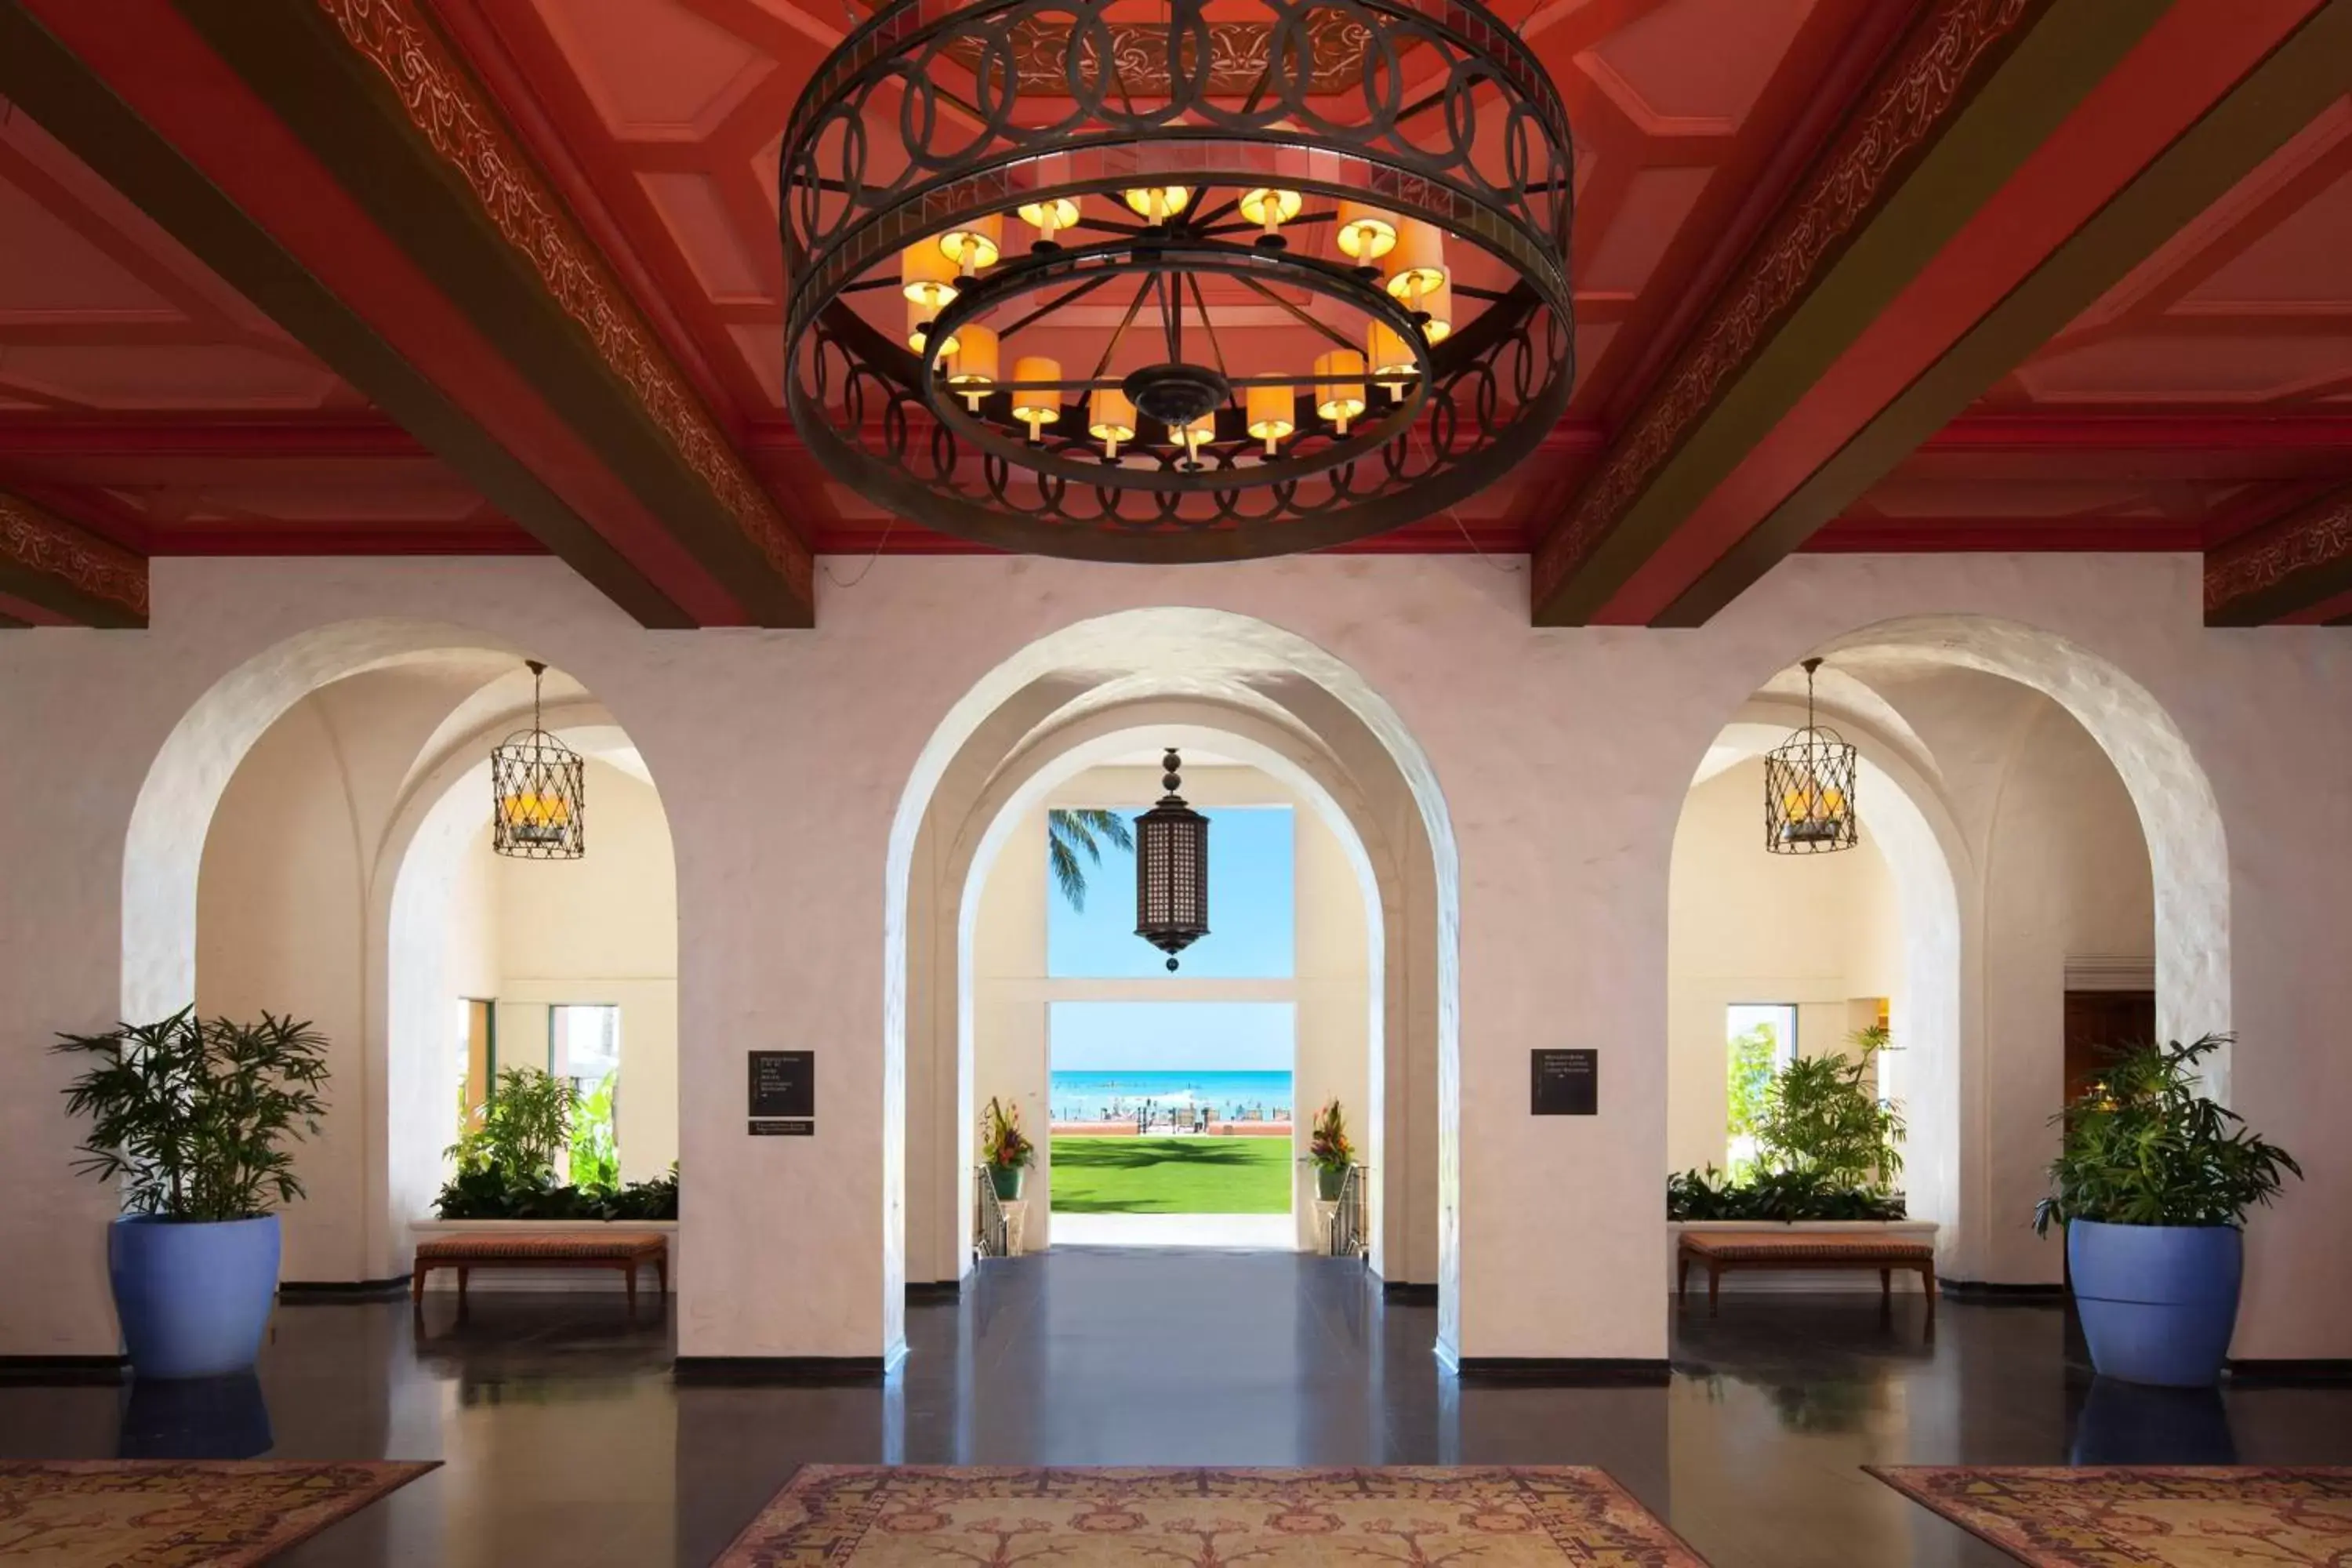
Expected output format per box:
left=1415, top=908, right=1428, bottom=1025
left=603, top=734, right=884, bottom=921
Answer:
left=491, top=659, right=585, bottom=859
left=1134, top=748, right=1209, bottom=971
left=1764, top=658, right=1857, bottom=855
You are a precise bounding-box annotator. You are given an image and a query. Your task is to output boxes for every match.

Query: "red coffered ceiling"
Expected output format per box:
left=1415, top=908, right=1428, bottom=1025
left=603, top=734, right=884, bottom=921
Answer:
left=1825, top=92, right=2352, bottom=555
left=430, top=0, right=1893, bottom=549
left=2, top=0, right=2350, bottom=625
left=0, top=96, right=532, bottom=556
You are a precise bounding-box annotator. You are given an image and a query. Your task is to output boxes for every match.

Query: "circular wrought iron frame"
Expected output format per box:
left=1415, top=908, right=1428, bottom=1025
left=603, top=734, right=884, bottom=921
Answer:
left=779, top=0, right=1577, bottom=560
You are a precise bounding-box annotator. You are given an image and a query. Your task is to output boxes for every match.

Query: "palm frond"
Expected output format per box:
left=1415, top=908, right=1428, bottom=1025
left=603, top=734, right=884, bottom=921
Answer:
left=1047, top=808, right=1134, bottom=912
left=1047, top=833, right=1089, bottom=911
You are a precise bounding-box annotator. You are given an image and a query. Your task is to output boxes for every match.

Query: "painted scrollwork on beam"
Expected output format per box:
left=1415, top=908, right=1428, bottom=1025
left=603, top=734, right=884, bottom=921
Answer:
left=0, top=492, right=148, bottom=626
left=2205, top=486, right=2352, bottom=624
left=1534, top=0, right=2037, bottom=605
left=315, top=0, right=812, bottom=605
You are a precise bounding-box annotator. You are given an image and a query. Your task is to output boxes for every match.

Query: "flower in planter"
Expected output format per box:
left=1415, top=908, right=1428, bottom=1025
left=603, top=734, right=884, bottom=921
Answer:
left=1309, top=1099, right=1354, bottom=1174
left=982, top=1097, right=1033, bottom=1171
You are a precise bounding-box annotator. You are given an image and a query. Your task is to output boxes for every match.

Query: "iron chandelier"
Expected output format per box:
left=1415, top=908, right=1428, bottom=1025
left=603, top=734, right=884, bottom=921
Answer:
left=779, top=0, right=1576, bottom=560
left=1764, top=658, right=1857, bottom=855
left=490, top=660, right=585, bottom=860
left=1134, top=749, right=1209, bottom=969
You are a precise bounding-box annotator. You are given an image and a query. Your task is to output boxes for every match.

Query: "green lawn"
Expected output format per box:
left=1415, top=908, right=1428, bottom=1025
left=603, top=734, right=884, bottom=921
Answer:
left=1048, top=1137, right=1291, bottom=1214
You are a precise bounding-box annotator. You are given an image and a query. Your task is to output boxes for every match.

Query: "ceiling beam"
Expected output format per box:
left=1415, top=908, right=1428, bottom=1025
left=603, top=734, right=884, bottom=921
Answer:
left=165, top=0, right=811, bottom=625
left=1531, top=0, right=2341, bottom=626
left=0, top=489, right=148, bottom=628
left=1653, top=0, right=2352, bottom=626
left=2205, top=485, right=2352, bottom=626
left=0, top=0, right=706, bottom=628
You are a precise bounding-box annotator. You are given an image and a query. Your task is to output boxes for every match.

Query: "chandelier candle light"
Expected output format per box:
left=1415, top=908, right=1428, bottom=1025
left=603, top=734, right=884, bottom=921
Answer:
left=491, top=659, right=585, bottom=860
left=1134, top=749, right=1210, bottom=971
left=1765, top=659, right=1859, bottom=855
left=779, top=0, right=1573, bottom=561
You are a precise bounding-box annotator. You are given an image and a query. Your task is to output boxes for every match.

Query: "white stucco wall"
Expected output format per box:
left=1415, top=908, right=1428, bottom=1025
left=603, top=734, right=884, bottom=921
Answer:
left=1, top=550, right=2340, bottom=1366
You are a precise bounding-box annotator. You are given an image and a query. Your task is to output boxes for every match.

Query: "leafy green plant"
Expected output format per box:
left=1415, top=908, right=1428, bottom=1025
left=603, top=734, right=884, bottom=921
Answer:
left=1668, top=1165, right=1906, bottom=1222
left=432, top=1162, right=678, bottom=1221
left=1047, top=808, right=1134, bottom=912
left=570, top=1071, right=621, bottom=1192
left=982, top=1096, right=1034, bottom=1171
left=1308, top=1099, right=1354, bottom=1173
left=448, top=1065, right=575, bottom=1182
left=1752, top=1029, right=1904, bottom=1193
left=2034, top=1034, right=2299, bottom=1235
left=53, top=1008, right=331, bottom=1221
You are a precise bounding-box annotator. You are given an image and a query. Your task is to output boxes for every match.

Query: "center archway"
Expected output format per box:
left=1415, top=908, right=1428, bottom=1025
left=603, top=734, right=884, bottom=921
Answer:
left=884, top=609, right=1463, bottom=1359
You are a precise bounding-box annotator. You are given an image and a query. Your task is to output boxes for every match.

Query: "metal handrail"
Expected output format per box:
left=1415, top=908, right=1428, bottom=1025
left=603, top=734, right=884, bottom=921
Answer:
left=974, top=1166, right=1009, bottom=1259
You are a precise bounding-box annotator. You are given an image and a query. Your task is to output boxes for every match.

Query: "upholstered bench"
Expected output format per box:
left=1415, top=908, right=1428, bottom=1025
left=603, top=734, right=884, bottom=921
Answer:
left=411, top=1231, right=670, bottom=1315
left=1677, top=1232, right=1936, bottom=1327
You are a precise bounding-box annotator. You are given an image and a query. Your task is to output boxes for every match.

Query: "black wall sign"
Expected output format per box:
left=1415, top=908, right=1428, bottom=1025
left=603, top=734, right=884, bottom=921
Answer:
left=749, top=1050, right=814, bottom=1136
left=1531, top=1048, right=1598, bottom=1116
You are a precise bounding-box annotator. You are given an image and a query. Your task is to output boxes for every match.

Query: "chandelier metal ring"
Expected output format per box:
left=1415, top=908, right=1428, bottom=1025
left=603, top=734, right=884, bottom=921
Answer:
left=779, top=0, right=1576, bottom=559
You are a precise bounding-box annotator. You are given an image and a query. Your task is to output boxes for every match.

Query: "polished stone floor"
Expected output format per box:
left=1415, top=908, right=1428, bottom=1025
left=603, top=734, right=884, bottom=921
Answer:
left=5, top=1249, right=2350, bottom=1566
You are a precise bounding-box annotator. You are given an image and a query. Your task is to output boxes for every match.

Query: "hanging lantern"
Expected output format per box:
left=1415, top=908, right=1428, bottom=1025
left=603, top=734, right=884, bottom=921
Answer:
left=1134, top=748, right=1209, bottom=971
left=491, top=659, right=585, bottom=859
left=1765, top=658, right=1857, bottom=855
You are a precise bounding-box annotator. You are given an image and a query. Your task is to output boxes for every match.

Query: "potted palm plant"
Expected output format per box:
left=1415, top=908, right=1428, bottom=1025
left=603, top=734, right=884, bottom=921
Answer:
left=2036, top=1034, right=2300, bottom=1386
left=54, top=1009, right=330, bottom=1379
left=982, top=1096, right=1033, bottom=1201
left=1309, top=1099, right=1354, bottom=1201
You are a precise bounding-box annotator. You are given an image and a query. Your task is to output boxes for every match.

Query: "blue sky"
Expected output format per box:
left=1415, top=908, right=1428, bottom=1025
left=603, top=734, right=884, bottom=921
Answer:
left=1046, top=805, right=1294, bottom=978
left=1051, top=1001, right=1295, bottom=1073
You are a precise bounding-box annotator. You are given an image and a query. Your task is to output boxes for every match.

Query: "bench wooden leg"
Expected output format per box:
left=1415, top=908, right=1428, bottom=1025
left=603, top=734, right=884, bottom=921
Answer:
left=1708, top=1263, right=1721, bottom=1316
left=1879, top=1267, right=1893, bottom=1308
left=412, top=1262, right=429, bottom=1309
left=624, top=1261, right=640, bottom=1319
left=1676, top=1253, right=1690, bottom=1302
left=456, top=1265, right=470, bottom=1316
left=655, top=1256, right=668, bottom=1303
left=1920, top=1264, right=1937, bottom=1330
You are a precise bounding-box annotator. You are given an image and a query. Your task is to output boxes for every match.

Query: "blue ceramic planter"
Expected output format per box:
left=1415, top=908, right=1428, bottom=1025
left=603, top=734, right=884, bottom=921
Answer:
left=108, top=1215, right=281, bottom=1379
left=2067, top=1218, right=2241, bottom=1387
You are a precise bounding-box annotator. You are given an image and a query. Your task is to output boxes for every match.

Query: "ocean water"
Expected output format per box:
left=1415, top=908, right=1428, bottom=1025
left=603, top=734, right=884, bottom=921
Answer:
left=1049, top=1069, right=1294, bottom=1123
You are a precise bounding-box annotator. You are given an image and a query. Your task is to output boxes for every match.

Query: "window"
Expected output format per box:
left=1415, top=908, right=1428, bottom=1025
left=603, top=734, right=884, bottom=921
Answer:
left=1047, top=805, right=1294, bottom=978
left=1726, top=1003, right=1797, bottom=1172
left=550, top=1004, right=621, bottom=1098
left=454, top=997, right=492, bottom=1116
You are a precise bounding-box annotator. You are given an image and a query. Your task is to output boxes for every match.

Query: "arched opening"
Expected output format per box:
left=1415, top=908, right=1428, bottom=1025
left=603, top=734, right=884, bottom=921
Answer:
left=1666, top=616, right=2205, bottom=1298
left=886, top=609, right=1461, bottom=1356
left=141, top=623, right=679, bottom=1289
left=945, top=721, right=1387, bottom=1256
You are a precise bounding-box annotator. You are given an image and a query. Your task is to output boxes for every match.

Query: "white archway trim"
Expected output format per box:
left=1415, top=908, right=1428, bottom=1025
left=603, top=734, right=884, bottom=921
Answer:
left=122, top=620, right=525, bottom=1021
left=885, top=608, right=1462, bottom=1356
left=1700, top=713, right=1973, bottom=1274
left=365, top=702, right=629, bottom=1276
left=1820, top=615, right=2230, bottom=1092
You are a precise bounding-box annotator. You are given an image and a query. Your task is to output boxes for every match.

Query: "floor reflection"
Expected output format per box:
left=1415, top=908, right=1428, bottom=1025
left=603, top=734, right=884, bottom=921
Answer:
left=118, top=1371, right=272, bottom=1459
left=0, top=1254, right=2347, bottom=1567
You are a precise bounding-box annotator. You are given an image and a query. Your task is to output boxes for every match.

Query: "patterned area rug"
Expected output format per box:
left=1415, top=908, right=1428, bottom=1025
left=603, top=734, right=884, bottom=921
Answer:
left=1870, top=1466, right=2352, bottom=1566
left=715, top=1466, right=1704, bottom=1567
left=0, top=1459, right=437, bottom=1567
